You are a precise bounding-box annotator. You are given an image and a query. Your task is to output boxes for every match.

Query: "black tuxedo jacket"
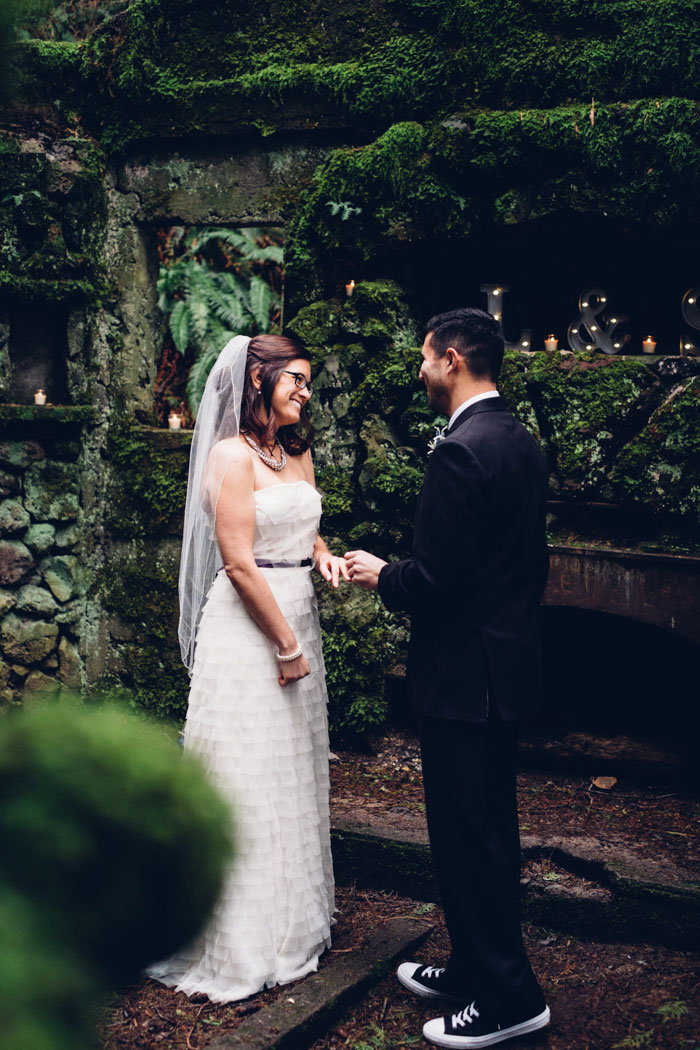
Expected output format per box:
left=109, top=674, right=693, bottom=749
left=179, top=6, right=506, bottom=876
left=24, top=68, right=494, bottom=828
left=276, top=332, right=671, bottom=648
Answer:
left=377, top=397, right=549, bottom=723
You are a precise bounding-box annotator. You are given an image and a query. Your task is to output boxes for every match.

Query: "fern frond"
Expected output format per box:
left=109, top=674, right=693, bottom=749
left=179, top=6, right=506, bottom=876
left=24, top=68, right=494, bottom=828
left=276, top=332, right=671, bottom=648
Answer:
left=168, top=299, right=191, bottom=353
left=187, top=344, right=220, bottom=417
left=249, top=275, right=273, bottom=331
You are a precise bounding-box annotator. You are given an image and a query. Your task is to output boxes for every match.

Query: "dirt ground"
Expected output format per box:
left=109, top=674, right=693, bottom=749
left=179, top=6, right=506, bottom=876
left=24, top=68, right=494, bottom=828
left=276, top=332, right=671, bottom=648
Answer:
left=101, top=729, right=700, bottom=1050
left=330, top=730, right=700, bottom=874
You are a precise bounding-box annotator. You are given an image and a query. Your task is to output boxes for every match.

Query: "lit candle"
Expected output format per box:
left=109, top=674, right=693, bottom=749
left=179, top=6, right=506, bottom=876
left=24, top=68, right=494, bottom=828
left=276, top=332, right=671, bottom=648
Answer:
left=34, top=389, right=46, bottom=405
left=544, top=334, right=559, bottom=352
left=168, top=412, right=182, bottom=431
left=642, top=336, right=657, bottom=354
left=345, top=280, right=355, bottom=297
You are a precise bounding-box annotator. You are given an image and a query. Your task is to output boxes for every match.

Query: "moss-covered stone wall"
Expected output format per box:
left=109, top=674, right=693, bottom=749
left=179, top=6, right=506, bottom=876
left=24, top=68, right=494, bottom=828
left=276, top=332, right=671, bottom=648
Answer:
left=3, top=0, right=700, bottom=718
left=0, top=413, right=101, bottom=702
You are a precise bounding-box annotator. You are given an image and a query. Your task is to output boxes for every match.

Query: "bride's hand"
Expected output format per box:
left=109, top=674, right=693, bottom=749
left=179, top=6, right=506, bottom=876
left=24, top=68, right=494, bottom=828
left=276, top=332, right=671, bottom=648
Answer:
left=315, top=551, right=351, bottom=589
left=278, top=652, right=311, bottom=687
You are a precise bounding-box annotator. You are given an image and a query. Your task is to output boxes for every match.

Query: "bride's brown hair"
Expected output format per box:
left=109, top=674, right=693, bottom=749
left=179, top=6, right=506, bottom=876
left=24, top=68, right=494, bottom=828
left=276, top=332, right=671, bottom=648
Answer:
left=241, top=334, right=313, bottom=454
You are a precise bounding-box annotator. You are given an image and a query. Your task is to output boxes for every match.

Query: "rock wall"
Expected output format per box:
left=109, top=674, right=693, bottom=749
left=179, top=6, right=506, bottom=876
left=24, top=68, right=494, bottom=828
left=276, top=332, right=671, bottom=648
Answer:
left=0, top=414, right=98, bottom=702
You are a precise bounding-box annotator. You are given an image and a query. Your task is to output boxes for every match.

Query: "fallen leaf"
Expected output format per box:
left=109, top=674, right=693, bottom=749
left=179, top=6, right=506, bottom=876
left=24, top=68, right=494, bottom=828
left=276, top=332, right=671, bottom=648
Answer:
left=592, top=776, right=617, bottom=791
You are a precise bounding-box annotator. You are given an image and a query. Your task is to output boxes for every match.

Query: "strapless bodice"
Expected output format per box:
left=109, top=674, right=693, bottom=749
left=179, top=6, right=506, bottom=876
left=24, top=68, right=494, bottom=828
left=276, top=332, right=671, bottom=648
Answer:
left=252, top=481, right=321, bottom=562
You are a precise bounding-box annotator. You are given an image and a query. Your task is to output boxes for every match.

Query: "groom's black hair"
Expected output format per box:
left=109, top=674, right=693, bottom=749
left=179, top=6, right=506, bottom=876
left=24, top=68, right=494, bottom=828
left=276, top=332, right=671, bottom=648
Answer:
left=426, top=307, right=504, bottom=382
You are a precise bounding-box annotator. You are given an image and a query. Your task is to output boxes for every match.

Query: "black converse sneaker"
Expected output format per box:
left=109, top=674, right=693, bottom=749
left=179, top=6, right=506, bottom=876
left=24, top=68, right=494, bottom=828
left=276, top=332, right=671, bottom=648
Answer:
left=423, top=1001, right=551, bottom=1047
left=396, top=962, right=465, bottom=1001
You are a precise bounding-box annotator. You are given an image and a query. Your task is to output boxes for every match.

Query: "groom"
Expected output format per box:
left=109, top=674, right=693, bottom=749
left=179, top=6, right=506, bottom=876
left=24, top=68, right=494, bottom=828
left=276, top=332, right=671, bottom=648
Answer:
left=345, top=308, right=550, bottom=1048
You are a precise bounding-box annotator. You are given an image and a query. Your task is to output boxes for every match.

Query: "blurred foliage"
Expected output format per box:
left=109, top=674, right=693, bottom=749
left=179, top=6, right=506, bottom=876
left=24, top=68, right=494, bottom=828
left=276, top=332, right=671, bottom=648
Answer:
left=156, top=226, right=284, bottom=416
left=12, top=0, right=128, bottom=42
left=0, top=698, right=233, bottom=1050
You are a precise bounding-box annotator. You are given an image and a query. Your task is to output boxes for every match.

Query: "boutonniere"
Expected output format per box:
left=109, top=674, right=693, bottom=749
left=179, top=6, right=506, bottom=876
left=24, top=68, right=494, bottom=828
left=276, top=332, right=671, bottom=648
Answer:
left=427, top=425, right=446, bottom=455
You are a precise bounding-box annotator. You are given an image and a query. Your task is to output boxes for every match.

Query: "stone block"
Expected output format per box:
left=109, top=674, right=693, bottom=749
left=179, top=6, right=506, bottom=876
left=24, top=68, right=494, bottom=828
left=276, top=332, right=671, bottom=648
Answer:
left=0, top=470, right=19, bottom=497
left=0, top=499, right=30, bottom=534
left=0, top=658, right=9, bottom=687
left=53, top=441, right=81, bottom=462
left=23, top=669, right=60, bottom=702
left=0, top=589, right=15, bottom=617
left=55, top=523, right=81, bottom=550
left=58, top=635, right=82, bottom=689
left=41, top=654, right=58, bottom=670
left=24, top=460, right=80, bottom=521
left=0, top=439, right=44, bottom=469
left=41, top=555, right=79, bottom=602
left=0, top=613, right=58, bottom=664
left=0, top=540, right=34, bottom=585
left=24, top=524, right=56, bottom=552
left=54, top=601, right=81, bottom=626
left=108, top=615, right=135, bottom=641
left=16, top=584, right=57, bottom=617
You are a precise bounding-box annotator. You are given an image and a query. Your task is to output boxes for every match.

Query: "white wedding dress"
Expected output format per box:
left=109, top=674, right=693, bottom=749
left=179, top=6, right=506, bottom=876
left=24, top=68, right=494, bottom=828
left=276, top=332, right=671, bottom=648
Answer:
left=150, top=480, right=334, bottom=1002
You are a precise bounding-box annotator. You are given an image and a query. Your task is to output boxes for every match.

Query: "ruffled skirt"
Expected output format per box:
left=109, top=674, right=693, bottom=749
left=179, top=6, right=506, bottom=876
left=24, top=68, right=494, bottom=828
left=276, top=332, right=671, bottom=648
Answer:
left=149, top=568, right=334, bottom=1002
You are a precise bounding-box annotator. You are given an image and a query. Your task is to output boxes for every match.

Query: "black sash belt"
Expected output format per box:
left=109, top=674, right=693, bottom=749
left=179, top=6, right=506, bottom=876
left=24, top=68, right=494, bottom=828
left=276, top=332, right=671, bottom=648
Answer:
left=217, top=558, right=313, bottom=573
left=255, top=558, right=313, bottom=568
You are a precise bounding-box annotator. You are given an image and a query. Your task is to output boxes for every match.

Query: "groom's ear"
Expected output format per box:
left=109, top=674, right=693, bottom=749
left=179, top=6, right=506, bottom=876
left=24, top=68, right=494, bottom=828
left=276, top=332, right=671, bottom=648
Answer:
left=445, top=347, right=460, bottom=371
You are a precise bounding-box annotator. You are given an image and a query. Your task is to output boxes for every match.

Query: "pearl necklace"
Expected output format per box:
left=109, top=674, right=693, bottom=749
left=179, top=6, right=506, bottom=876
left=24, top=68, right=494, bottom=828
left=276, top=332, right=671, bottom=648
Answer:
left=244, top=433, right=287, bottom=471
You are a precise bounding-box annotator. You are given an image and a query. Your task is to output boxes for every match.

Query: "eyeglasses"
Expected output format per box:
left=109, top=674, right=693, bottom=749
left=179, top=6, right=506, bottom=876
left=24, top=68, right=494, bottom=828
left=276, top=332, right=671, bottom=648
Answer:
left=282, top=370, right=313, bottom=395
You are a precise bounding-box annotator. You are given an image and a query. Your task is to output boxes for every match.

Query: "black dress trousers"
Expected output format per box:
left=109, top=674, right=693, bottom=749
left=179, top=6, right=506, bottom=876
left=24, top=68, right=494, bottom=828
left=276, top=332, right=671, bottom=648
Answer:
left=417, top=713, right=545, bottom=1018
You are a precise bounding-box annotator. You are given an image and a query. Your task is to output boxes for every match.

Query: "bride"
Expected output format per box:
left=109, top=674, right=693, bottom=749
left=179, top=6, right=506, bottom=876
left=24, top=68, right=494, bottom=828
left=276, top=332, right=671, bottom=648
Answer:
left=150, top=333, right=348, bottom=1003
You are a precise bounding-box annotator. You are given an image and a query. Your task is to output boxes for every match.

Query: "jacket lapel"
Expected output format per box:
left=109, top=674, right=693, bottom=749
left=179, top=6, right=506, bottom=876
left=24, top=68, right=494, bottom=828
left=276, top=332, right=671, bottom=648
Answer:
left=447, top=396, right=505, bottom=435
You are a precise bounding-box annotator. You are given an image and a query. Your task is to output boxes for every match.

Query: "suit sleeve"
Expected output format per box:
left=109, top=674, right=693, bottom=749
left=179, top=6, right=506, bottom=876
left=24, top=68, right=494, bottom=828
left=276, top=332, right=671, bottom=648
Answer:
left=377, top=439, right=486, bottom=614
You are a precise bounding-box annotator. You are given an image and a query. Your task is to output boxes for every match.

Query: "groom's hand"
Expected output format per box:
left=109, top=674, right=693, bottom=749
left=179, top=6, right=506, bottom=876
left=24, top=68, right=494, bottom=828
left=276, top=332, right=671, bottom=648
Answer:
left=344, top=550, right=387, bottom=590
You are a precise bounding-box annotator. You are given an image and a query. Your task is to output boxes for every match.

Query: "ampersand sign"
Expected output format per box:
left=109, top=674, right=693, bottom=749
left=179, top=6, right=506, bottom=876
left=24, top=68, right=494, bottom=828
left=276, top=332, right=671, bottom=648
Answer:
left=680, top=288, right=700, bottom=354
left=567, top=287, right=627, bottom=354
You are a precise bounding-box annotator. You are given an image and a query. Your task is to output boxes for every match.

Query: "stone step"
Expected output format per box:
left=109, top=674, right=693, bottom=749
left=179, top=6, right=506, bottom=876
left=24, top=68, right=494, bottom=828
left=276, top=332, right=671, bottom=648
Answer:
left=383, top=670, right=693, bottom=786
left=330, top=817, right=700, bottom=950
left=204, top=916, right=433, bottom=1050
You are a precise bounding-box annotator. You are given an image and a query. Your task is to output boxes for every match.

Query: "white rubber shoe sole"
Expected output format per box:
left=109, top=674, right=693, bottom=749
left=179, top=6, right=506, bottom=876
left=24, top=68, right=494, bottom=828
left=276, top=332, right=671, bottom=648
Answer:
left=423, top=1005, right=551, bottom=1047
left=396, top=962, right=462, bottom=1001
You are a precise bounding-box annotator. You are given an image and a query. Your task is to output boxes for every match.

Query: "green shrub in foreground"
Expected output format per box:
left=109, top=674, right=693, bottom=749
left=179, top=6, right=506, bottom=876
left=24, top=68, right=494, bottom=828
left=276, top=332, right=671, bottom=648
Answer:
left=0, top=698, right=234, bottom=1050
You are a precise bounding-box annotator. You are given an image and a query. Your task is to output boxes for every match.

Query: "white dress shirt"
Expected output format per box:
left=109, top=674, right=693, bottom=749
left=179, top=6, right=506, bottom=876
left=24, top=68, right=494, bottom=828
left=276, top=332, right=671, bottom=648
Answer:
left=448, top=389, right=500, bottom=430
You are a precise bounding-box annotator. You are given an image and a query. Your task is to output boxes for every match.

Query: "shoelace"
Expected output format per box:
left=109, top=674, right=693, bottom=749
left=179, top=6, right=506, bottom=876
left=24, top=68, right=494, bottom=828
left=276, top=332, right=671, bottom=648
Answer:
left=421, top=966, right=446, bottom=979
left=452, top=1002, right=480, bottom=1028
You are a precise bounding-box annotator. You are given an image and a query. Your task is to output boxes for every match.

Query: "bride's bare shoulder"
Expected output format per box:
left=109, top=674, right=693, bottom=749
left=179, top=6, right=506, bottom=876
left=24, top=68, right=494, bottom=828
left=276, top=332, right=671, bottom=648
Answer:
left=206, top=437, right=254, bottom=477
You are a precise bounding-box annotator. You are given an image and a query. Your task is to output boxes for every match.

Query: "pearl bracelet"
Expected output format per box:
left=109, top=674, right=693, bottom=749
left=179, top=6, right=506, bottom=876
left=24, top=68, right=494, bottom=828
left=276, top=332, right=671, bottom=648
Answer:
left=276, top=643, right=303, bottom=663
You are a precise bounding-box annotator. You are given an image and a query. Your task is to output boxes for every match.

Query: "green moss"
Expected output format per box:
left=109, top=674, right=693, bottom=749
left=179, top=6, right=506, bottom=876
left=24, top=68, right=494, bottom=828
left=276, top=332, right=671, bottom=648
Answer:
left=610, top=377, right=700, bottom=523
left=316, top=583, right=402, bottom=741
left=60, top=0, right=700, bottom=152
left=0, top=405, right=97, bottom=425
left=315, top=465, right=356, bottom=532
left=107, top=421, right=189, bottom=538
left=0, top=126, right=106, bottom=304
left=9, top=39, right=82, bottom=99
left=526, top=352, right=661, bottom=495
left=499, top=351, right=541, bottom=440
left=103, top=553, right=189, bottom=720
left=285, top=99, right=700, bottom=306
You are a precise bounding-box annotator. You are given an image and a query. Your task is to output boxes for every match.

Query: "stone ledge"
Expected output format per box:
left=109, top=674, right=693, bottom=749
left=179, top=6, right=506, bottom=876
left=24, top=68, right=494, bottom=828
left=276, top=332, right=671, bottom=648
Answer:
left=134, top=426, right=194, bottom=450
left=330, top=818, right=700, bottom=949
left=0, top=404, right=99, bottom=426
left=205, top=917, right=433, bottom=1050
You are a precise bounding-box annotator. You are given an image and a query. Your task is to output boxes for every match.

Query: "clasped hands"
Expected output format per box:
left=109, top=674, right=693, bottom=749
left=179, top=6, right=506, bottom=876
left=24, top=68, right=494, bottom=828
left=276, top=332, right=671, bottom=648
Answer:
left=315, top=549, right=387, bottom=591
